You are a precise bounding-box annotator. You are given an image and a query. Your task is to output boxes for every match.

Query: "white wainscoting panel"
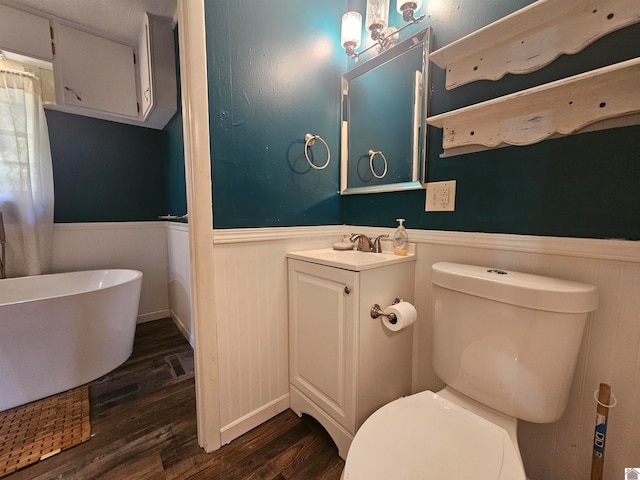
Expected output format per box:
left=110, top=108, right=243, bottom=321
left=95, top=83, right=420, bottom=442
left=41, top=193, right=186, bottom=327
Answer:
left=212, top=225, right=640, bottom=478
left=166, top=222, right=193, bottom=346
left=212, top=227, right=343, bottom=444
left=52, top=222, right=170, bottom=322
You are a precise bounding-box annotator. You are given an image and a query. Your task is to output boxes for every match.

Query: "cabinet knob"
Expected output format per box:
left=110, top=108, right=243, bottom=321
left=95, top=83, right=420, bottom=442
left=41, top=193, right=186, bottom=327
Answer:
left=344, top=286, right=351, bottom=295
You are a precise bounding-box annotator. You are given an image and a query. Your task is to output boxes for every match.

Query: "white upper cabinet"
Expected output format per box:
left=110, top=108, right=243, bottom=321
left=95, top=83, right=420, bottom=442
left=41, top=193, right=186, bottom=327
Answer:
left=0, top=4, right=52, bottom=61
left=2, top=6, right=177, bottom=129
left=137, top=13, right=177, bottom=129
left=52, top=23, right=138, bottom=118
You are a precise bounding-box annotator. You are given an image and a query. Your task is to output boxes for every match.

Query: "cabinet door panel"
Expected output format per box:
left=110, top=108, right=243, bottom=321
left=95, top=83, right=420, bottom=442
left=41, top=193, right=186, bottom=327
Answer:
left=137, top=13, right=177, bottom=128
left=0, top=5, right=52, bottom=60
left=54, top=24, right=138, bottom=117
left=289, top=260, right=357, bottom=431
left=138, top=17, right=152, bottom=117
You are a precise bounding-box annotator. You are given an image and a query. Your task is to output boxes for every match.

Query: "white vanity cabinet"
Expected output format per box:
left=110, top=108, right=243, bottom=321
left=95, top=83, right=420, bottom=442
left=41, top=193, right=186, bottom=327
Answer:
left=137, top=13, right=177, bottom=129
left=287, top=249, right=415, bottom=459
left=52, top=23, right=138, bottom=118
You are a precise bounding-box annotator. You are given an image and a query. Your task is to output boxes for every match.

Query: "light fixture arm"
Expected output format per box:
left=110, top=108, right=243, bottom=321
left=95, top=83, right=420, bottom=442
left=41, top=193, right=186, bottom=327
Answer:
left=347, top=13, right=425, bottom=61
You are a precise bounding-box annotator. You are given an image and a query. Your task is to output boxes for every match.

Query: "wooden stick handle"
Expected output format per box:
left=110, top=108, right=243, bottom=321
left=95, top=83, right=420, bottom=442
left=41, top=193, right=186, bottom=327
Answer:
left=591, top=383, right=611, bottom=480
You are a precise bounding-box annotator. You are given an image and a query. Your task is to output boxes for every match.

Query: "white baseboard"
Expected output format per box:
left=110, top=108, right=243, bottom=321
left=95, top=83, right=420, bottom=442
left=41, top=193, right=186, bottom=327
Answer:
left=137, top=309, right=171, bottom=324
left=220, top=393, right=290, bottom=446
left=171, top=310, right=194, bottom=348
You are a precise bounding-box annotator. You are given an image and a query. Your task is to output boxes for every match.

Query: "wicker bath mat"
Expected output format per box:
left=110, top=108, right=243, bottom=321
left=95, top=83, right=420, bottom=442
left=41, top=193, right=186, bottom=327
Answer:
left=0, top=386, right=91, bottom=478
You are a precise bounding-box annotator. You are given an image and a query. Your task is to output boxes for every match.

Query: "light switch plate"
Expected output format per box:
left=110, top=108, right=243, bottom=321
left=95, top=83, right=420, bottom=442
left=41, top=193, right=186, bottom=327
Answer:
left=425, top=180, right=456, bottom=212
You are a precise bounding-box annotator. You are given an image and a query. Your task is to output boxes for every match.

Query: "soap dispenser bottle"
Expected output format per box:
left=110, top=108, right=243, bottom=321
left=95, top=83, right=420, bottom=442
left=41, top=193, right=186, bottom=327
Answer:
left=393, top=218, right=409, bottom=256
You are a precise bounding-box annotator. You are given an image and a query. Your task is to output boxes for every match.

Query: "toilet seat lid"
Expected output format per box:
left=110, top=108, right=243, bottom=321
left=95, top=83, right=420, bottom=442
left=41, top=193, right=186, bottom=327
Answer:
left=343, top=390, right=525, bottom=480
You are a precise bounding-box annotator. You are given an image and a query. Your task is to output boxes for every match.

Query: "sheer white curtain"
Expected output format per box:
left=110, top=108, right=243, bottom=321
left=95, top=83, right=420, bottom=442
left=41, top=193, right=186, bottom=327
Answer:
left=0, top=68, right=54, bottom=277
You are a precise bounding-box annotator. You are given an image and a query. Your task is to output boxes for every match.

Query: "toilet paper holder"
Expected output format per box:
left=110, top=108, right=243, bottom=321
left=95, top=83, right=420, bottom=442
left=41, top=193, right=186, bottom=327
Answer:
left=370, top=298, right=401, bottom=324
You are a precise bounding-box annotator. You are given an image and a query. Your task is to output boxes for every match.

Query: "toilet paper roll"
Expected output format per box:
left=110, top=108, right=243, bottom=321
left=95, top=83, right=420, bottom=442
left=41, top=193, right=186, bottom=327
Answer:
left=382, top=301, right=417, bottom=332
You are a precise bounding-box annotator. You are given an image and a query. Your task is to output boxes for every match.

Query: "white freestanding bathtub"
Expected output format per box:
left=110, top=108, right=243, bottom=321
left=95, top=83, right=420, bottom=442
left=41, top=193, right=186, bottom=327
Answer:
left=0, top=269, right=142, bottom=412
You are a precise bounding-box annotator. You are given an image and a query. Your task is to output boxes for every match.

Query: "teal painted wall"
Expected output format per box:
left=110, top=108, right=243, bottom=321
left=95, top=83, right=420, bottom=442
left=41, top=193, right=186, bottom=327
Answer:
left=343, top=1, right=640, bottom=240
left=205, top=0, right=344, bottom=228
left=163, top=108, right=187, bottom=218
left=48, top=26, right=186, bottom=224
left=48, top=110, right=167, bottom=223
left=205, top=0, right=640, bottom=240
left=162, top=27, right=188, bottom=219
left=48, top=2, right=639, bottom=239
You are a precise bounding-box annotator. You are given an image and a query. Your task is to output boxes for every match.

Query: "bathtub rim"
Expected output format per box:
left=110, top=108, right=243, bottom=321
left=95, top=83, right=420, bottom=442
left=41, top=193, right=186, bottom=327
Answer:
left=0, top=269, right=143, bottom=307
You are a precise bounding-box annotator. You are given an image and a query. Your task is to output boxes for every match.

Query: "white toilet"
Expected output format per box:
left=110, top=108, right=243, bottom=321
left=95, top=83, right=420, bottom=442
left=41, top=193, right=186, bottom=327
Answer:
left=343, top=262, right=598, bottom=479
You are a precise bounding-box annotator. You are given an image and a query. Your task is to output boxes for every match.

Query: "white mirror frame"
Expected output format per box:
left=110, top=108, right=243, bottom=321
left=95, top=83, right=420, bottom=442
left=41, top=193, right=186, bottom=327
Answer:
left=340, top=27, right=430, bottom=195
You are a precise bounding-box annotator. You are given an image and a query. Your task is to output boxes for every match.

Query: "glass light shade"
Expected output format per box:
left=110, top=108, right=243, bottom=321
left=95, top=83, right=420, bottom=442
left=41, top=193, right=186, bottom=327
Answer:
left=341, top=11, right=363, bottom=48
left=397, top=0, right=423, bottom=13
left=365, top=0, right=390, bottom=32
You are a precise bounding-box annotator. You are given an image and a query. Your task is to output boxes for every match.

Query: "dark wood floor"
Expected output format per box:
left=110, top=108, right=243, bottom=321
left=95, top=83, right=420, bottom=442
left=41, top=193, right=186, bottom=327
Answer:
left=6, top=318, right=344, bottom=480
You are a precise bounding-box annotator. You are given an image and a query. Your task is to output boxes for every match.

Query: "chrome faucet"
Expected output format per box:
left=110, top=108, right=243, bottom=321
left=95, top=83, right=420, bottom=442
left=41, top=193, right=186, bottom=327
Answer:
left=349, top=233, right=374, bottom=252
left=372, top=234, right=389, bottom=253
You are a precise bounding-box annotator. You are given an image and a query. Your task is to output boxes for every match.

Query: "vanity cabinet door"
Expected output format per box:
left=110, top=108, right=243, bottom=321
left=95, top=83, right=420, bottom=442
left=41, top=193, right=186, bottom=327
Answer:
left=288, top=259, right=358, bottom=432
left=53, top=24, right=138, bottom=118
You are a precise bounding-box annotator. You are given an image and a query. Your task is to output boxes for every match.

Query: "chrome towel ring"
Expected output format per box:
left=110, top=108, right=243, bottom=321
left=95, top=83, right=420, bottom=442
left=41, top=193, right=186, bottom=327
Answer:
left=368, top=149, right=388, bottom=179
left=304, top=133, right=331, bottom=170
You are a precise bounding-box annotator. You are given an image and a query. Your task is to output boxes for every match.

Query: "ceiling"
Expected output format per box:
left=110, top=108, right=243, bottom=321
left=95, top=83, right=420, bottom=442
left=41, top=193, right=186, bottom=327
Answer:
left=2, top=0, right=177, bottom=46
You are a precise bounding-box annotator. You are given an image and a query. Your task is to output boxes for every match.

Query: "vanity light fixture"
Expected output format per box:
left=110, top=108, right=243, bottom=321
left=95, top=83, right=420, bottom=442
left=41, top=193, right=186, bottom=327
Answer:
left=341, top=0, right=425, bottom=61
left=341, top=11, right=363, bottom=58
left=365, top=0, right=390, bottom=44
left=397, top=0, right=422, bottom=22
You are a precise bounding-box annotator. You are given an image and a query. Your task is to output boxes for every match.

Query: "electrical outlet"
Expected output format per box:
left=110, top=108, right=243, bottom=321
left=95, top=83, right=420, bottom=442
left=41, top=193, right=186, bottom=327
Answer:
left=425, top=180, right=456, bottom=212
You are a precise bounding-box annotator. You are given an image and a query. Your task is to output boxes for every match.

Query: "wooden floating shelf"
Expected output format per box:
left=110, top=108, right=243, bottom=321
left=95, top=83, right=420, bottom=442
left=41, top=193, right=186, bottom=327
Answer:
left=429, top=0, right=640, bottom=90
left=427, top=58, right=640, bottom=155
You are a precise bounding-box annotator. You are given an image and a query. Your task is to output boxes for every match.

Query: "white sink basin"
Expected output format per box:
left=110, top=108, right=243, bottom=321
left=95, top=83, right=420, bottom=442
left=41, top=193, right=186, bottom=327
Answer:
left=286, top=247, right=415, bottom=271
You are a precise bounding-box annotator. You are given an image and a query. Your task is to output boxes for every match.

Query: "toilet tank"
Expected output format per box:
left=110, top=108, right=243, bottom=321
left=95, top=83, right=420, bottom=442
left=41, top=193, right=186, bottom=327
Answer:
left=431, top=262, right=598, bottom=423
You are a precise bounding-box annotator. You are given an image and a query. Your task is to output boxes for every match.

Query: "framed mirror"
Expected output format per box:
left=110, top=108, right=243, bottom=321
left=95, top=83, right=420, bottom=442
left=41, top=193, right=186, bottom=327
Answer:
left=340, top=27, right=430, bottom=195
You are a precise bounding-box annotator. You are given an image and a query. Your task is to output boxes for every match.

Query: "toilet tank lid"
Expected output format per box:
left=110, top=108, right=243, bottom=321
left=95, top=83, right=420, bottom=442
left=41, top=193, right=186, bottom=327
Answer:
left=431, top=262, right=598, bottom=313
